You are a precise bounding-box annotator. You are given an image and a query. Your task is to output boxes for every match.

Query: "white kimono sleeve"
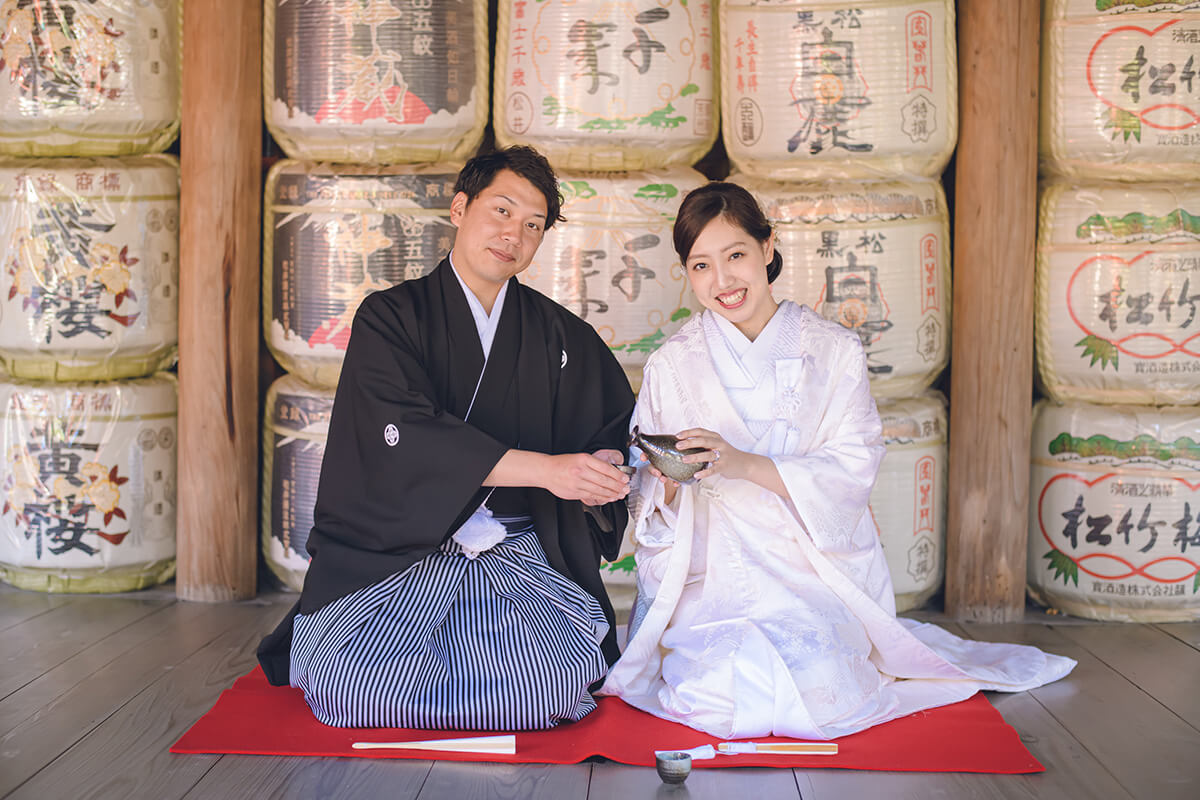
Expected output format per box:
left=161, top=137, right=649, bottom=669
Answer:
left=624, top=359, right=682, bottom=599
left=772, top=337, right=888, bottom=594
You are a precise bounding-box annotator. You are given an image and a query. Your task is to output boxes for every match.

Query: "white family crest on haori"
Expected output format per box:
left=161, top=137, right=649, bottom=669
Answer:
left=600, top=301, right=1075, bottom=740
left=383, top=423, right=399, bottom=447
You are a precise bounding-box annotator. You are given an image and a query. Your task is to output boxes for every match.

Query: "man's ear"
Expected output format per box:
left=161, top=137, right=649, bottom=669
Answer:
left=449, top=191, right=469, bottom=226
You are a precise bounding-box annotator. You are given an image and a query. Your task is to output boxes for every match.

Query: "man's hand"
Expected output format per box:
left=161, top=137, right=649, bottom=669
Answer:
left=543, top=450, right=630, bottom=506
left=484, top=448, right=630, bottom=506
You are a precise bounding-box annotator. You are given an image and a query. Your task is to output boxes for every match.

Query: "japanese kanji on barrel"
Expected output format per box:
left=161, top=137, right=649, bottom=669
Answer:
left=1028, top=399, right=1200, bottom=622
left=261, top=374, right=331, bottom=592
left=0, top=0, right=181, bottom=156
left=494, top=0, right=717, bottom=170
left=0, top=156, right=179, bottom=381
left=1036, top=180, right=1200, bottom=405
left=264, top=0, right=487, bottom=164
left=873, top=391, right=947, bottom=612
left=720, top=0, right=957, bottom=180
left=0, top=373, right=177, bottom=593
left=263, top=160, right=458, bottom=388
left=1041, top=0, right=1200, bottom=181
left=738, top=175, right=951, bottom=399
left=517, top=168, right=705, bottom=392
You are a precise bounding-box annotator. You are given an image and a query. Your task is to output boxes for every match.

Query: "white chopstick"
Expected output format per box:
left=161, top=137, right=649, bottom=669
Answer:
left=718, top=741, right=838, bottom=755
left=351, top=734, right=516, bottom=754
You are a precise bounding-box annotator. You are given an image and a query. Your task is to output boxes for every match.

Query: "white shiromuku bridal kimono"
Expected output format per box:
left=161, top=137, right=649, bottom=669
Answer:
left=600, top=301, right=1075, bottom=740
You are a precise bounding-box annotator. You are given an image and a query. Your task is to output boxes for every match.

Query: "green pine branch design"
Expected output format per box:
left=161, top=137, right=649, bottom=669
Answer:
left=1101, top=107, right=1142, bottom=142
left=1096, top=0, right=1191, bottom=9
left=1076, top=334, right=1119, bottom=370
left=561, top=180, right=597, bottom=201
left=580, top=117, right=629, bottom=131
left=1048, top=431, right=1200, bottom=460
left=1076, top=209, right=1200, bottom=240
left=606, top=554, right=636, bottom=574
left=614, top=329, right=666, bottom=355
left=638, top=104, right=686, bottom=129
left=634, top=183, right=679, bottom=201
left=1044, top=549, right=1079, bottom=587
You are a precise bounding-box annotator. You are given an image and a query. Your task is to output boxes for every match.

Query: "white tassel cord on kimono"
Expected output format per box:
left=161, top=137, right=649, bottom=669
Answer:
left=600, top=303, right=1075, bottom=740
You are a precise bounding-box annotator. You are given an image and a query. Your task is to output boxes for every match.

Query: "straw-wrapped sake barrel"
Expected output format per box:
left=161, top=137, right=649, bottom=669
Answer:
left=261, top=375, right=332, bottom=592
left=1036, top=180, right=1200, bottom=405
left=0, top=156, right=179, bottom=381
left=1029, top=399, right=1200, bottom=621
left=872, top=391, right=947, bottom=611
left=738, top=176, right=951, bottom=399
left=0, top=373, right=176, bottom=592
left=0, top=0, right=180, bottom=156
left=265, top=0, right=486, bottom=163
left=263, top=160, right=458, bottom=388
left=518, top=168, right=705, bottom=391
left=720, top=0, right=957, bottom=180
left=494, top=0, right=717, bottom=170
left=1042, top=0, right=1200, bottom=180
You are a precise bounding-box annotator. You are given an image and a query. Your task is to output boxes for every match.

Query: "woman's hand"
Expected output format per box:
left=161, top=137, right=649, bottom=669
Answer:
left=674, top=428, right=789, bottom=498
left=640, top=453, right=680, bottom=506
left=674, top=428, right=744, bottom=482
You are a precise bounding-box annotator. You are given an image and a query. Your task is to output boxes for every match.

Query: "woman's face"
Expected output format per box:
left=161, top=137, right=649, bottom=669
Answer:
left=683, top=214, right=778, bottom=340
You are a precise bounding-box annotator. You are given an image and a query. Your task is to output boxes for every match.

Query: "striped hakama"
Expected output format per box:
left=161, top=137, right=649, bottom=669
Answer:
left=289, top=517, right=610, bottom=729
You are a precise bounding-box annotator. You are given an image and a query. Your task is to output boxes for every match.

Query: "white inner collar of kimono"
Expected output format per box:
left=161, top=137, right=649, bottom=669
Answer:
left=448, top=252, right=509, bottom=359
left=708, top=303, right=786, bottom=388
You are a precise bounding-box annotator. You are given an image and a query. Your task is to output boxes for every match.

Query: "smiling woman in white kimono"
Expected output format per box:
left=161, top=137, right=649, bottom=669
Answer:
left=600, top=183, right=1075, bottom=741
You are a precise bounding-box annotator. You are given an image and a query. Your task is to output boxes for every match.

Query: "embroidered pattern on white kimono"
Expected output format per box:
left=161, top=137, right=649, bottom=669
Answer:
left=600, top=302, right=1075, bottom=740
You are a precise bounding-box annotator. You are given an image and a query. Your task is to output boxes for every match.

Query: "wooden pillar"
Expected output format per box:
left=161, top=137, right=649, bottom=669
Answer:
left=176, top=0, right=262, bottom=601
left=946, top=0, right=1041, bottom=621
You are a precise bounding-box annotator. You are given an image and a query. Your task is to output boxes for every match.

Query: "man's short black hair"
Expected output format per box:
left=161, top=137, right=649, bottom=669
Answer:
left=453, top=146, right=565, bottom=230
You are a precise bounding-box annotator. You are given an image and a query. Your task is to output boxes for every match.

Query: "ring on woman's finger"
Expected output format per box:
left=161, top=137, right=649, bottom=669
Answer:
left=712, top=448, right=721, bottom=462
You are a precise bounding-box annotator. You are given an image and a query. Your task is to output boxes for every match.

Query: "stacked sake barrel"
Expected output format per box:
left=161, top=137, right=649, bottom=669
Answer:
left=1031, top=1, right=1200, bottom=621
left=721, top=0, right=957, bottom=611
left=261, top=0, right=488, bottom=589
left=490, top=1, right=717, bottom=590
left=0, top=2, right=182, bottom=592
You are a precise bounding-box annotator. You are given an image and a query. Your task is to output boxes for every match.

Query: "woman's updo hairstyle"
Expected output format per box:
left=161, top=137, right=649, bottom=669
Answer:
left=672, top=181, right=783, bottom=283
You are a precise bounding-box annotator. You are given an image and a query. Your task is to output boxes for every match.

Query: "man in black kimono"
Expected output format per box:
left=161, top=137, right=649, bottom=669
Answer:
left=257, top=146, right=636, bottom=729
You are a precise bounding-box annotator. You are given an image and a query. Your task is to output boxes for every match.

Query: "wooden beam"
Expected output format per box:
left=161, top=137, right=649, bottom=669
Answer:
left=946, top=0, right=1041, bottom=621
left=176, top=0, right=262, bottom=601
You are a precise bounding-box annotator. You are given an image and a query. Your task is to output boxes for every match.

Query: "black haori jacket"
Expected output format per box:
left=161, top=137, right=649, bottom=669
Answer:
left=257, top=260, right=635, bottom=685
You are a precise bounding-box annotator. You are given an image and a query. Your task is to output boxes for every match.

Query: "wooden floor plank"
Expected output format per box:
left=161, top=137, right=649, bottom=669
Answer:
left=183, top=755, right=435, bottom=800
left=4, top=589, right=1196, bottom=799
left=798, top=621, right=1131, bottom=800
left=1053, top=623, right=1200, bottom=732
left=1154, top=622, right=1200, bottom=651
left=588, top=762, right=801, bottom=800
left=416, top=761, right=590, bottom=800
left=797, top=690, right=1136, bottom=800
left=0, top=599, right=269, bottom=797
left=0, top=585, right=77, bottom=632
left=958, top=621, right=1200, bottom=800
left=0, top=592, right=174, bottom=700
left=1, top=599, right=190, bottom=731
left=4, top=598, right=288, bottom=800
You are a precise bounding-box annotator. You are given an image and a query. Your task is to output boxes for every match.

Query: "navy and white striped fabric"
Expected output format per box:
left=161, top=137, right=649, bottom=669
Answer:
left=289, top=516, right=610, bottom=729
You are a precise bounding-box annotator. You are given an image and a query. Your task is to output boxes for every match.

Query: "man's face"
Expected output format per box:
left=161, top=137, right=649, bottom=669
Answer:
left=449, top=169, right=548, bottom=292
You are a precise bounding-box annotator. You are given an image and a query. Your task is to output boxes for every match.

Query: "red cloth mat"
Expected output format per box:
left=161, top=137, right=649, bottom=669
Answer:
left=171, top=667, right=1043, bottom=773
